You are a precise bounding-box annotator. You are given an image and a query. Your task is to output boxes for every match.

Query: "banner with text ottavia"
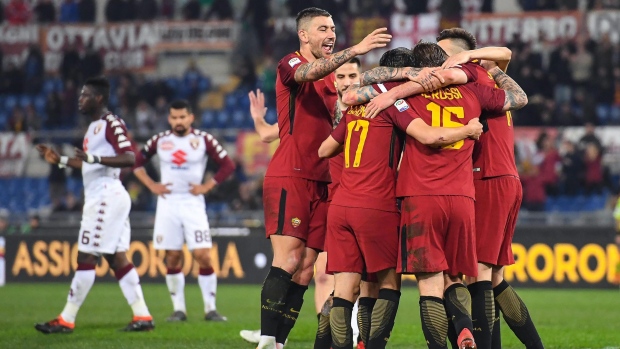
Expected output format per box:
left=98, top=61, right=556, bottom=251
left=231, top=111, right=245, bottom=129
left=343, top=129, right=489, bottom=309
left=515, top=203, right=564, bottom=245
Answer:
left=3, top=227, right=619, bottom=288
left=0, top=21, right=237, bottom=73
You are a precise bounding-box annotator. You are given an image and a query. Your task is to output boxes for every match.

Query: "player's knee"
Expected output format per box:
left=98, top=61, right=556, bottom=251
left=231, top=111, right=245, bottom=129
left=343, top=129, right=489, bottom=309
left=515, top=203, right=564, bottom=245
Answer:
left=165, top=250, right=183, bottom=269
left=77, top=252, right=98, bottom=265
left=193, top=248, right=212, bottom=268
left=491, top=266, right=505, bottom=287
left=314, top=270, right=332, bottom=286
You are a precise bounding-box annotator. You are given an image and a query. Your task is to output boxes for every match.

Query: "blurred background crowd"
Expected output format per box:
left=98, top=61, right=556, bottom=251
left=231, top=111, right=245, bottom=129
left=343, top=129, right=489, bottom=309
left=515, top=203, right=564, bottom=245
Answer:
left=2, top=0, right=620, bottom=232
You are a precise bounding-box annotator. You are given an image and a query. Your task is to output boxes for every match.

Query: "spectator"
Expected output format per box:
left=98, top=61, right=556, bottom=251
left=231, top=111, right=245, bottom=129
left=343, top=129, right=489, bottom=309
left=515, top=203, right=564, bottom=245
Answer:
left=0, top=210, right=16, bottom=235
left=61, top=80, right=78, bottom=126
left=106, top=0, right=128, bottom=22
left=135, top=0, right=158, bottom=20
left=78, top=0, right=96, bottom=22
left=161, top=0, right=174, bottom=19
left=2, top=62, right=24, bottom=94
left=584, top=143, right=604, bottom=194
left=242, top=0, right=271, bottom=47
left=24, top=104, right=42, bottom=132
left=183, top=60, right=205, bottom=111
left=45, top=92, right=63, bottom=129
left=204, top=0, right=233, bottom=20
left=579, top=123, right=604, bottom=153
left=520, top=165, right=547, bottom=211
left=403, top=0, right=429, bottom=14
left=81, top=44, right=104, bottom=80
left=154, top=96, right=169, bottom=131
left=20, top=214, right=40, bottom=234
left=59, top=44, right=81, bottom=83
left=183, top=0, right=202, bottom=20
left=33, top=0, right=56, bottom=23
left=59, top=0, right=79, bottom=22
left=560, top=140, right=583, bottom=196
left=569, top=39, right=593, bottom=91
left=5, top=0, right=31, bottom=24
left=23, top=46, right=44, bottom=95
left=7, top=106, right=28, bottom=133
left=135, top=99, right=157, bottom=138
left=0, top=3, right=4, bottom=23
left=536, top=133, right=561, bottom=196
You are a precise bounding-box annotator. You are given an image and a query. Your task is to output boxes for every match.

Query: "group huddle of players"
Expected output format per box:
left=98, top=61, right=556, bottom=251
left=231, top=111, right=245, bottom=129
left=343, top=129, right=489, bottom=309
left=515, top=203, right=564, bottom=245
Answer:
left=252, top=7, right=545, bottom=349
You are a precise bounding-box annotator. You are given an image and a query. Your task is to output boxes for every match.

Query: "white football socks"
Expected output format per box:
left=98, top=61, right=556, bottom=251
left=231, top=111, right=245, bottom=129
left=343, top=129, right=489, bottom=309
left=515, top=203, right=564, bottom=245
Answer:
left=60, top=269, right=95, bottom=323
left=198, top=271, right=217, bottom=313
left=166, top=271, right=187, bottom=313
left=118, top=266, right=151, bottom=318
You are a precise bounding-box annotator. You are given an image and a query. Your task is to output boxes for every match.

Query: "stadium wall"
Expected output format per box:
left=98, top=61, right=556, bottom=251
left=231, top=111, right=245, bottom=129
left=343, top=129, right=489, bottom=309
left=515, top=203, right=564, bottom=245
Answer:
left=2, top=227, right=619, bottom=288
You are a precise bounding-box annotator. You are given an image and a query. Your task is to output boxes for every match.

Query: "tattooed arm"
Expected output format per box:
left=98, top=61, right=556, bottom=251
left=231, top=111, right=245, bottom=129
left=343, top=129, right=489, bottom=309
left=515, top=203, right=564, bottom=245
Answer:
left=489, top=66, right=528, bottom=111
left=333, top=101, right=345, bottom=129
left=341, top=84, right=381, bottom=106
left=294, top=28, right=392, bottom=83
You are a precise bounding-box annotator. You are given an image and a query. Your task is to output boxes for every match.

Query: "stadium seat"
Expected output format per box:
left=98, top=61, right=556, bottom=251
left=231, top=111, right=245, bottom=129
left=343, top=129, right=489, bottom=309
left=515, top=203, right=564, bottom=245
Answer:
left=53, top=78, right=64, bottom=92
left=231, top=110, right=246, bottom=128
left=199, top=77, right=212, bottom=92
left=43, top=79, right=56, bottom=94
left=201, top=110, right=216, bottom=129
left=4, top=95, right=18, bottom=110
left=0, top=112, right=8, bottom=129
left=34, top=95, right=47, bottom=113
left=215, top=111, right=229, bottom=129
left=265, top=109, right=277, bottom=124
left=19, top=95, right=33, bottom=108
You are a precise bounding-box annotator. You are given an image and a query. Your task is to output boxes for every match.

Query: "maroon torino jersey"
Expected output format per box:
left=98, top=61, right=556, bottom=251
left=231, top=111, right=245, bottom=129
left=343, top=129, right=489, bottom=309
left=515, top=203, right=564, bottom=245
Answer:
left=265, top=52, right=337, bottom=183
left=460, top=62, right=519, bottom=179
left=393, top=82, right=506, bottom=199
left=330, top=104, right=409, bottom=212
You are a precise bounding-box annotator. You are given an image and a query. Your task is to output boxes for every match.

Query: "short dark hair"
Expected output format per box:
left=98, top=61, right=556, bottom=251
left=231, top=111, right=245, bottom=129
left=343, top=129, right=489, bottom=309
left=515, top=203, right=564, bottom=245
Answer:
left=84, top=76, right=110, bottom=105
left=436, top=28, right=477, bottom=51
left=296, top=7, right=331, bottom=31
left=379, top=47, right=415, bottom=68
left=412, top=42, right=449, bottom=68
left=170, top=99, right=192, bottom=113
left=347, top=57, right=362, bottom=69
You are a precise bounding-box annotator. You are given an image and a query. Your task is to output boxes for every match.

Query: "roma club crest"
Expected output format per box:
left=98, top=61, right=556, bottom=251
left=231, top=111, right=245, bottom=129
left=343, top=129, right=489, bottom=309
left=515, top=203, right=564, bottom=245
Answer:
left=190, top=138, right=200, bottom=150
left=291, top=218, right=301, bottom=228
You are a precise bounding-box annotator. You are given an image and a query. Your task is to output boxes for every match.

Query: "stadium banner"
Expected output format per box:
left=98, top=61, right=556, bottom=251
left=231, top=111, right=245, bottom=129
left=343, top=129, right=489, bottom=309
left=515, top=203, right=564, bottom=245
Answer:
left=461, top=11, right=582, bottom=46
left=587, top=10, right=620, bottom=44
left=235, top=131, right=278, bottom=175
left=4, top=232, right=272, bottom=284
left=0, top=133, right=30, bottom=177
left=389, top=12, right=440, bottom=49
left=0, top=21, right=236, bottom=73
left=4, top=227, right=619, bottom=288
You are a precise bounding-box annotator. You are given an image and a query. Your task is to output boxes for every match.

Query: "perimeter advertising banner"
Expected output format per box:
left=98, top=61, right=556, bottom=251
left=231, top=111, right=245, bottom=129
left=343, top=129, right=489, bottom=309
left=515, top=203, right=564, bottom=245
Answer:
left=3, top=227, right=619, bottom=288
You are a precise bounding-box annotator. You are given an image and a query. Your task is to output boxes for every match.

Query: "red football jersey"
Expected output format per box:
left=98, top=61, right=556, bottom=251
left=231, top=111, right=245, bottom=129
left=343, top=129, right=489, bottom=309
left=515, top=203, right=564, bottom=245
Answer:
left=393, top=82, right=505, bottom=199
left=265, top=52, right=337, bottom=182
left=460, top=62, right=519, bottom=179
left=330, top=103, right=410, bottom=212
left=327, top=154, right=344, bottom=202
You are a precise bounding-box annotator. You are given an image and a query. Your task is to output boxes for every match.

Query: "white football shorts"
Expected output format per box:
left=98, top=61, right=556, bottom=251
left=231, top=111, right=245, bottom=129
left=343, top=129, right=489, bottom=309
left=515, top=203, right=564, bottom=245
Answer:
left=78, top=180, right=131, bottom=256
left=153, top=195, right=212, bottom=251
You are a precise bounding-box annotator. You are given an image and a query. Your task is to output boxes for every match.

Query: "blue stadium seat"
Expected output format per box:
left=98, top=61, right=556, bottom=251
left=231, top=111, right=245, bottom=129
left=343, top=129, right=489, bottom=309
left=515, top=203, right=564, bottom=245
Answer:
left=201, top=110, right=216, bottom=129
left=34, top=95, right=47, bottom=113
left=4, top=95, right=18, bottom=110
left=265, top=109, right=277, bottom=124
left=198, top=77, right=211, bottom=92
left=225, top=94, right=238, bottom=109
left=0, top=112, right=8, bottom=129
left=215, top=111, right=229, bottom=129
left=231, top=110, right=246, bottom=128
left=53, top=78, right=64, bottom=92
left=19, top=95, right=33, bottom=108
left=43, top=79, right=56, bottom=94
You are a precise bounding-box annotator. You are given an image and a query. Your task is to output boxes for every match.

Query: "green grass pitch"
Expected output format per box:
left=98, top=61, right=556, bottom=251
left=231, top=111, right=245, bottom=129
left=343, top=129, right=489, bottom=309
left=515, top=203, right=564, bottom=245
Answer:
left=0, top=283, right=619, bottom=348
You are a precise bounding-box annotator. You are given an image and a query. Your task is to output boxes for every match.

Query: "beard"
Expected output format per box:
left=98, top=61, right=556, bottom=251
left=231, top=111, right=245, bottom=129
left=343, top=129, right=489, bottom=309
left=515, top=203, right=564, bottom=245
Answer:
left=173, top=125, right=187, bottom=135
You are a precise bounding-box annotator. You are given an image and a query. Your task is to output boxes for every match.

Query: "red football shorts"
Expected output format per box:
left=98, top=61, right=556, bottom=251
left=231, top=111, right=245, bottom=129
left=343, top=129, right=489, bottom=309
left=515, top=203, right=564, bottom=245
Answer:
left=326, top=204, right=400, bottom=274
left=474, top=176, right=522, bottom=266
left=397, top=196, right=477, bottom=277
left=263, top=176, right=328, bottom=251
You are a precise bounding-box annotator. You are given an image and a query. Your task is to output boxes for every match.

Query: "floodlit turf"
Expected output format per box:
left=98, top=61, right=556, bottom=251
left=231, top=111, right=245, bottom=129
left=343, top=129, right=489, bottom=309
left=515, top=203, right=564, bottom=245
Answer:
left=0, top=283, right=619, bottom=349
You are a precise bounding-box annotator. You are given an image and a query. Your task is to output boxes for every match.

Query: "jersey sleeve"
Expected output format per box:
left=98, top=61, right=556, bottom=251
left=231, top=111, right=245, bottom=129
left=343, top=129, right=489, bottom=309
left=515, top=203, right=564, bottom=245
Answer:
left=204, top=133, right=236, bottom=184
left=384, top=103, right=417, bottom=132
left=457, top=62, right=479, bottom=82
left=373, top=81, right=401, bottom=94
left=277, top=53, right=306, bottom=87
left=331, top=116, right=347, bottom=144
left=467, top=82, right=506, bottom=115
left=104, top=115, right=134, bottom=155
left=133, top=133, right=160, bottom=169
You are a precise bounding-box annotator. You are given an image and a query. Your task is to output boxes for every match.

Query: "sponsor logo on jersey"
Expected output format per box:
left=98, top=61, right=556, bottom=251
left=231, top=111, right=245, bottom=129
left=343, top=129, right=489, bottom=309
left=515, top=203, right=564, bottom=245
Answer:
left=288, top=57, right=302, bottom=67
left=394, top=99, right=409, bottom=112
left=190, top=138, right=200, bottom=150
left=172, top=149, right=187, bottom=166
left=291, top=218, right=301, bottom=228
left=156, top=235, right=163, bottom=243
left=160, top=140, right=174, bottom=151
left=94, top=124, right=102, bottom=134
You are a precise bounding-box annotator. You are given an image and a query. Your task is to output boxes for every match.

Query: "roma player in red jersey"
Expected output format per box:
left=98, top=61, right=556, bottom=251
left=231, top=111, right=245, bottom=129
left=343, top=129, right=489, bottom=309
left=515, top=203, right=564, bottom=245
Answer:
left=258, top=7, right=391, bottom=349
left=319, top=48, right=484, bottom=349
left=394, top=42, right=527, bottom=349
left=437, top=28, right=544, bottom=349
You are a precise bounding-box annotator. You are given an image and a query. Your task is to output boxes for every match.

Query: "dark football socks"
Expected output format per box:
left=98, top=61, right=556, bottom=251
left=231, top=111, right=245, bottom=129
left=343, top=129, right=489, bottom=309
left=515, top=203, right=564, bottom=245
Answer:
left=367, top=289, right=400, bottom=349
left=468, top=281, right=495, bottom=349
left=260, top=267, right=292, bottom=337
left=330, top=297, right=354, bottom=349
left=419, top=296, right=449, bottom=349
left=494, top=280, right=544, bottom=349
